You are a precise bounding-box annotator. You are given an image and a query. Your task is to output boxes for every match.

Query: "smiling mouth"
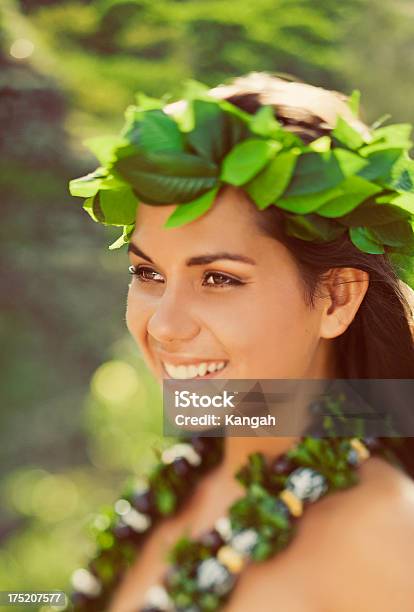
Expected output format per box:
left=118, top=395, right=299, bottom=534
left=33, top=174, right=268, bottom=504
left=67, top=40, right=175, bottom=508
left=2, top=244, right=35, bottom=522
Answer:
left=162, top=360, right=228, bottom=380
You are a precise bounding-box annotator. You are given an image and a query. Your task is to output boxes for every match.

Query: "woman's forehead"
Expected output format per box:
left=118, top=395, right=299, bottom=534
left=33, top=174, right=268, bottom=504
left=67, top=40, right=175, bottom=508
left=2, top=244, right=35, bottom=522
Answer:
left=132, top=186, right=265, bottom=255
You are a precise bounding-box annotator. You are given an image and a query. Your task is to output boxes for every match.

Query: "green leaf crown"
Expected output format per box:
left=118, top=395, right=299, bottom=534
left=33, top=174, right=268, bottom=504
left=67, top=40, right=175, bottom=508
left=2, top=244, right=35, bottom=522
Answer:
left=69, top=81, right=414, bottom=288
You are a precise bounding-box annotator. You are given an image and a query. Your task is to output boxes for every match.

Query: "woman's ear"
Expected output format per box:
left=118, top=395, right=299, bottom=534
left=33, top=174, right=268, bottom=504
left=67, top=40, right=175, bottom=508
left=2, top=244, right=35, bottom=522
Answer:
left=319, top=267, right=369, bottom=339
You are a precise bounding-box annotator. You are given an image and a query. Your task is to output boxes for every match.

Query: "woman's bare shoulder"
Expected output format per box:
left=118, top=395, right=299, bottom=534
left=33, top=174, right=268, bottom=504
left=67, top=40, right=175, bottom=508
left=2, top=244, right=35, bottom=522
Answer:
left=227, top=456, right=414, bottom=612
left=312, top=456, right=414, bottom=610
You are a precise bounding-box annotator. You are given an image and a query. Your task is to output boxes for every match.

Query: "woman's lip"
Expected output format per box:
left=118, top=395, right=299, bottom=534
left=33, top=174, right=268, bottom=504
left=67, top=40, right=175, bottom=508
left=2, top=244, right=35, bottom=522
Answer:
left=160, top=361, right=229, bottom=380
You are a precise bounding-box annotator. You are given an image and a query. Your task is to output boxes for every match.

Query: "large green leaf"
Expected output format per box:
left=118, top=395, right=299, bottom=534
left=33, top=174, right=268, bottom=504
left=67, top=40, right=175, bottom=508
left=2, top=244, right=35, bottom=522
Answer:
left=82, top=189, right=137, bottom=227
left=339, top=198, right=412, bottom=227
left=221, top=139, right=281, bottom=186
left=82, top=195, right=103, bottom=223
left=69, top=168, right=107, bottom=198
left=377, top=192, right=414, bottom=215
left=370, top=220, right=414, bottom=248
left=99, top=186, right=138, bottom=226
left=245, top=151, right=297, bottom=209
left=113, top=150, right=218, bottom=204
left=332, top=116, right=364, bottom=150
left=284, top=214, right=346, bottom=242
left=357, top=148, right=403, bottom=180
left=349, top=227, right=385, bottom=254
left=382, top=153, right=414, bottom=192
left=122, top=109, right=184, bottom=153
left=316, top=176, right=382, bottom=218
left=370, top=123, right=413, bottom=148
left=186, top=100, right=249, bottom=164
left=164, top=186, right=219, bottom=228
left=309, top=136, right=331, bottom=152
left=283, top=150, right=368, bottom=196
left=250, top=105, right=282, bottom=138
left=274, top=186, right=341, bottom=214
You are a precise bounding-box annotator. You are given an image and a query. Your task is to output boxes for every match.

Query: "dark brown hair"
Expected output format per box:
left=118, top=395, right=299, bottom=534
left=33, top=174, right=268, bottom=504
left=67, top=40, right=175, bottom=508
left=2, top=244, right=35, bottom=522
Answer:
left=218, top=72, right=414, bottom=474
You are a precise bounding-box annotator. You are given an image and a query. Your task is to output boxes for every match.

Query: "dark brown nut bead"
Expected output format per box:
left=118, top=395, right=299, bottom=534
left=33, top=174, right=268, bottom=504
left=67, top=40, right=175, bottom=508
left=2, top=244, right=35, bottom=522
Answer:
left=199, top=528, right=225, bottom=554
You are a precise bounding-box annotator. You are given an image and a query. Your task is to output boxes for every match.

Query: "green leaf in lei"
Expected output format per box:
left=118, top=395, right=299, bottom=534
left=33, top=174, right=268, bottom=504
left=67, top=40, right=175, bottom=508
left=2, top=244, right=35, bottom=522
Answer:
left=284, top=213, right=346, bottom=242
left=309, top=136, right=331, bottom=152
left=186, top=100, right=250, bottom=164
left=164, top=187, right=219, bottom=228
left=109, top=223, right=135, bottom=250
left=331, top=116, right=365, bottom=150
left=82, top=186, right=137, bottom=226
left=370, top=220, right=414, bottom=248
left=371, top=123, right=413, bottom=148
left=69, top=168, right=107, bottom=198
left=347, top=89, right=361, bottom=115
left=276, top=174, right=380, bottom=216
left=357, top=148, right=403, bottom=181
left=316, top=175, right=382, bottom=218
left=249, top=105, right=283, bottom=139
left=245, top=151, right=298, bottom=209
left=339, top=195, right=413, bottom=227
left=113, top=149, right=219, bottom=204
left=384, top=153, right=414, bottom=192
left=282, top=149, right=368, bottom=196
left=98, top=187, right=138, bottom=226
left=275, top=184, right=344, bottom=214
left=83, top=194, right=104, bottom=223
left=122, top=109, right=184, bottom=153
left=378, top=192, right=414, bottom=214
left=220, top=138, right=282, bottom=186
left=349, top=226, right=385, bottom=254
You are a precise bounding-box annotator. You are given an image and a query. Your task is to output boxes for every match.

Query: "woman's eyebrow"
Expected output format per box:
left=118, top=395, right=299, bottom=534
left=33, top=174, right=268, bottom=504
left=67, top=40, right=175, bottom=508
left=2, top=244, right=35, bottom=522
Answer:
left=186, top=252, right=256, bottom=266
left=128, top=242, right=256, bottom=266
left=128, top=242, right=153, bottom=262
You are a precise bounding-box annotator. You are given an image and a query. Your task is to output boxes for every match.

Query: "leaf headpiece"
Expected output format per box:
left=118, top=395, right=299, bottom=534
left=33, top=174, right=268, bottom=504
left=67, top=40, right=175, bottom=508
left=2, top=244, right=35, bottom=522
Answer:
left=69, top=81, right=414, bottom=289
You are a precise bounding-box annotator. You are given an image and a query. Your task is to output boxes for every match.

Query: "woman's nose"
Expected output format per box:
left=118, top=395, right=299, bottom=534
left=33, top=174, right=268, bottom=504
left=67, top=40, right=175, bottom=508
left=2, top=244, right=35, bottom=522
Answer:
left=146, top=287, right=201, bottom=344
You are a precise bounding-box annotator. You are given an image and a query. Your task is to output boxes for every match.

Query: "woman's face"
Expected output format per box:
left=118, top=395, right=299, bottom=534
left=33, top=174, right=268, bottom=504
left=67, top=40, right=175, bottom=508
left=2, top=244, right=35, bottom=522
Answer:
left=126, top=186, right=331, bottom=382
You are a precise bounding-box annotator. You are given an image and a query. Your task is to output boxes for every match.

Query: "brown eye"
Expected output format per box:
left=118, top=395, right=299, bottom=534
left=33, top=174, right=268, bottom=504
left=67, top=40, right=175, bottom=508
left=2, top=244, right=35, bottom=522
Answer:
left=203, top=272, right=243, bottom=287
left=128, top=265, right=165, bottom=283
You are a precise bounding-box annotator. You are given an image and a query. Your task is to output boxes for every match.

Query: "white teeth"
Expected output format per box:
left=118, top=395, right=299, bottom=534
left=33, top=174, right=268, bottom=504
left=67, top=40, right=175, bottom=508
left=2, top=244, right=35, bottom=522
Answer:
left=187, top=365, right=199, bottom=378
left=176, top=365, right=187, bottom=379
left=163, top=360, right=227, bottom=379
left=198, top=362, right=208, bottom=376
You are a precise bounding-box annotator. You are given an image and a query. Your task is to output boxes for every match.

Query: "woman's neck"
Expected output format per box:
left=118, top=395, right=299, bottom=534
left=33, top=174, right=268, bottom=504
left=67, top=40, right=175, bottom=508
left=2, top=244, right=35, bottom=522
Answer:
left=223, top=339, right=338, bottom=476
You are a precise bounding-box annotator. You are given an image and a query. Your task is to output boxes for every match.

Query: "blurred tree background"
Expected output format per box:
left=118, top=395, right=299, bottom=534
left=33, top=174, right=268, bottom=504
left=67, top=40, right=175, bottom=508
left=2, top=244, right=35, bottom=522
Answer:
left=1, top=0, right=414, bottom=608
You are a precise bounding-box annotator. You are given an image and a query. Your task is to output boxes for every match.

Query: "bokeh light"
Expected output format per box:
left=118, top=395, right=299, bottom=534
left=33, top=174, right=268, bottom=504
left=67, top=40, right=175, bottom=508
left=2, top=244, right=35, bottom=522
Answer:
left=91, top=360, right=141, bottom=404
left=9, top=38, right=34, bottom=59
left=31, top=474, right=79, bottom=522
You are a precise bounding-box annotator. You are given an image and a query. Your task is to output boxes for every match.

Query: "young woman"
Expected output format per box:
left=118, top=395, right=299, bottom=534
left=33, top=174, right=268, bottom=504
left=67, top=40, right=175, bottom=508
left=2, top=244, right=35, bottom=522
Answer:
left=70, top=73, right=414, bottom=612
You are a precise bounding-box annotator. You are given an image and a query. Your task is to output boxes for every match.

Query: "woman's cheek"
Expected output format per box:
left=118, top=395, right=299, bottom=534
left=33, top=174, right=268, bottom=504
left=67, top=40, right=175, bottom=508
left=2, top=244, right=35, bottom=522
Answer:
left=125, top=288, right=150, bottom=346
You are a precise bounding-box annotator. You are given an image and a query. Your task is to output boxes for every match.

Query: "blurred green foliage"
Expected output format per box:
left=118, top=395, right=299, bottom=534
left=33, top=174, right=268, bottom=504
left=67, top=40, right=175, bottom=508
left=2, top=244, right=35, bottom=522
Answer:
left=1, top=0, right=414, bottom=607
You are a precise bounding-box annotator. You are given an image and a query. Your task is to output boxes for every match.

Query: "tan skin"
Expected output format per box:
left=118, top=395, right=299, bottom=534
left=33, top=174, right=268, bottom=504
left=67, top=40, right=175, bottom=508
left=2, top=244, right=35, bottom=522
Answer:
left=109, top=186, right=414, bottom=612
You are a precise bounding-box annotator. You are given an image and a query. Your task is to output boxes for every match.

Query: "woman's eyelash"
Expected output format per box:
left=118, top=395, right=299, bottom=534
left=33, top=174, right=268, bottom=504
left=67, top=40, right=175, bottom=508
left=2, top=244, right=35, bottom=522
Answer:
left=128, top=265, right=164, bottom=283
left=202, top=272, right=244, bottom=287
left=128, top=265, right=244, bottom=287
